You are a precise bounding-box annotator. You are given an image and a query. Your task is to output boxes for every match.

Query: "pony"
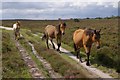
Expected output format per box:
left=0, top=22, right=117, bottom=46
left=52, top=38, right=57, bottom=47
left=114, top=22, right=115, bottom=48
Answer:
left=73, top=28, right=101, bottom=66
left=42, top=22, right=67, bottom=51
left=13, top=21, right=21, bottom=40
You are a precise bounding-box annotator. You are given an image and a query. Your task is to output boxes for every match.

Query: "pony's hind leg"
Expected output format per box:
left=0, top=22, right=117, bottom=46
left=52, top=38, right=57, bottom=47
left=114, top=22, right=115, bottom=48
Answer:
left=17, top=32, right=20, bottom=40
left=79, top=50, right=83, bottom=63
left=42, top=33, right=46, bottom=40
left=74, top=44, right=80, bottom=59
left=50, top=39, right=55, bottom=49
left=15, top=33, right=17, bottom=40
left=46, top=37, right=49, bottom=49
left=76, top=48, right=83, bottom=63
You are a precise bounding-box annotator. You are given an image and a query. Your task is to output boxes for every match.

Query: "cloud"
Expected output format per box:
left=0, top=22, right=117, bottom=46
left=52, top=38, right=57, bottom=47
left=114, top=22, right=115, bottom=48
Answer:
left=2, top=0, right=119, bottom=2
left=1, top=2, right=119, bottom=19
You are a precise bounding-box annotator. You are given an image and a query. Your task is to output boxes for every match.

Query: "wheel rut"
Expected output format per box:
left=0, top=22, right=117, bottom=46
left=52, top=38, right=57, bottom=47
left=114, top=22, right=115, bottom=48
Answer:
left=28, top=42, right=62, bottom=78
left=15, top=40, right=45, bottom=78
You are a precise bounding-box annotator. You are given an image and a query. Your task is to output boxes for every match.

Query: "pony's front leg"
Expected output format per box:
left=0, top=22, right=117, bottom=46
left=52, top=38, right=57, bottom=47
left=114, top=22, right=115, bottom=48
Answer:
left=86, top=52, right=90, bottom=66
left=56, top=36, right=61, bottom=51
left=46, top=38, right=49, bottom=49
left=83, top=45, right=91, bottom=66
left=50, top=39, right=55, bottom=49
left=57, top=43, right=61, bottom=51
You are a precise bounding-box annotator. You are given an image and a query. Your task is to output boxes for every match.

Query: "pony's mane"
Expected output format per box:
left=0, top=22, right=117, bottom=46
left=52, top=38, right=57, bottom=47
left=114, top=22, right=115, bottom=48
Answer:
left=63, top=22, right=66, bottom=26
left=56, top=22, right=66, bottom=33
left=84, top=28, right=94, bottom=36
left=56, top=24, right=61, bottom=33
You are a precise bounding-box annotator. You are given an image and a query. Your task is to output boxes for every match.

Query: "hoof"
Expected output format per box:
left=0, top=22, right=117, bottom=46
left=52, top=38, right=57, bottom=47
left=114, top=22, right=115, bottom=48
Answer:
left=76, top=56, right=79, bottom=59
left=86, top=62, right=90, bottom=66
left=53, top=47, right=55, bottom=49
left=80, top=59, right=83, bottom=63
left=57, top=49, right=60, bottom=51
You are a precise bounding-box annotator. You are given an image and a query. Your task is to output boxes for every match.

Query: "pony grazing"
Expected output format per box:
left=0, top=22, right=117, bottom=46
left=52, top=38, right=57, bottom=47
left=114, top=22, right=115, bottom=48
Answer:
left=73, top=28, right=101, bottom=66
left=42, top=22, right=67, bottom=51
left=13, top=21, right=21, bottom=40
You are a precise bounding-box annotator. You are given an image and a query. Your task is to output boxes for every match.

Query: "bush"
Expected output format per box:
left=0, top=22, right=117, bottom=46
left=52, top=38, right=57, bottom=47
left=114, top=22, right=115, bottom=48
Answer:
left=86, top=17, right=90, bottom=19
left=95, top=17, right=102, bottom=19
left=74, top=19, right=79, bottom=22
left=93, top=46, right=115, bottom=68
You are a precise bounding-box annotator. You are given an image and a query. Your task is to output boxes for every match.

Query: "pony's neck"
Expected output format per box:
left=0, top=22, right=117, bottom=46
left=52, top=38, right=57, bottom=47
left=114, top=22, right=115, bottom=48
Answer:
left=84, top=29, right=95, bottom=42
left=56, top=24, right=61, bottom=33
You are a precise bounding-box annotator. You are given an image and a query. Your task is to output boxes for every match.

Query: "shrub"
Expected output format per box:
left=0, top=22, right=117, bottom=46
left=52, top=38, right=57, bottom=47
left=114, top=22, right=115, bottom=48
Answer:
left=93, top=46, right=115, bottom=68
left=95, top=17, right=102, bottom=19
left=74, top=19, right=79, bottom=22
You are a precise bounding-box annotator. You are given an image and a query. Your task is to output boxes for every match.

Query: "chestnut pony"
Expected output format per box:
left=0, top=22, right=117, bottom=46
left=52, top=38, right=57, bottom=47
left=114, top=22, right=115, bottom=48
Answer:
left=42, top=22, right=67, bottom=51
left=73, top=28, right=101, bottom=66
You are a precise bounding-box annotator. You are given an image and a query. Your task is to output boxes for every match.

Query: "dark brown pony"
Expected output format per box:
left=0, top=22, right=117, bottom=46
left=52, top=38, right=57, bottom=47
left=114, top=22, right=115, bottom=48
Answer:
left=42, top=22, right=67, bottom=51
left=73, top=28, right=101, bottom=66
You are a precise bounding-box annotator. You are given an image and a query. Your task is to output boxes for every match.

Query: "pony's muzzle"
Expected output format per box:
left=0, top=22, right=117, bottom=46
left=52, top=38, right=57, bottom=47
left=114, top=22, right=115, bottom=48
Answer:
left=97, top=46, right=100, bottom=49
left=62, top=32, right=65, bottom=35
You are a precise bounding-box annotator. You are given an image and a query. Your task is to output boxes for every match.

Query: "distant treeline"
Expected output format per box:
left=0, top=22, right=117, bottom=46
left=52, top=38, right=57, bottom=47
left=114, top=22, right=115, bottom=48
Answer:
left=1, top=16, right=120, bottom=21
left=72, top=16, right=120, bottom=22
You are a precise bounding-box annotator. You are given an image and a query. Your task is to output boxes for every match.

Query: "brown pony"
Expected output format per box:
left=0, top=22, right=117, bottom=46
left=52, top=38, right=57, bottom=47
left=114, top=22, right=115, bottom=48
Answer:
left=73, top=28, right=101, bottom=66
left=13, top=21, right=21, bottom=40
left=42, top=22, right=67, bottom=51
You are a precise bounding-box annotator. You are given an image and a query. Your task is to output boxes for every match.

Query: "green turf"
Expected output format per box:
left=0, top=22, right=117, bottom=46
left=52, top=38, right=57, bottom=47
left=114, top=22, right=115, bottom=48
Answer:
left=2, top=29, right=31, bottom=78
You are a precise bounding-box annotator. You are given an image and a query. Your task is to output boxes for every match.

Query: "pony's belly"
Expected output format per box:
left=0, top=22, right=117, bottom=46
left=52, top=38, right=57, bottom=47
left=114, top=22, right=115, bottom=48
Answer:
left=48, top=33, right=55, bottom=39
left=75, top=40, right=83, bottom=48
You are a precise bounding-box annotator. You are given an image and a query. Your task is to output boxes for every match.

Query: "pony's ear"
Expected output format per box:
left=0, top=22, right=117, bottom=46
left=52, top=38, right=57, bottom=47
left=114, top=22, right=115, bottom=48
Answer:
left=63, top=22, right=66, bottom=27
left=94, top=30, right=97, bottom=34
left=96, top=29, right=101, bottom=33
left=99, top=29, right=101, bottom=33
left=17, top=21, right=20, bottom=23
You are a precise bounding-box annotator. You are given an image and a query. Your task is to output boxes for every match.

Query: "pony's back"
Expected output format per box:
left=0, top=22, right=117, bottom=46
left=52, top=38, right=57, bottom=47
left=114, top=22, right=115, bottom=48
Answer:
left=13, top=23, right=20, bottom=30
left=73, top=29, right=84, bottom=45
left=13, top=23, right=17, bottom=30
left=45, top=25, right=56, bottom=38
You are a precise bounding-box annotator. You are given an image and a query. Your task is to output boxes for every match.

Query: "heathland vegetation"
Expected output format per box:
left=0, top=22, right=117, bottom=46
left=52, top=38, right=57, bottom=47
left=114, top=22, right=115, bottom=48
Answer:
left=2, top=16, right=120, bottom=77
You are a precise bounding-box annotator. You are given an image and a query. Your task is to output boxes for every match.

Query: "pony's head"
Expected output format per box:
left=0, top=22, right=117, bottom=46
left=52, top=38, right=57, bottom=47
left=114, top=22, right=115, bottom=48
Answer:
left=16, top=21, right=21, bottom=26
left=60, top=22, right=67, bottom=35
left=93, top=29, right=101, bottom=49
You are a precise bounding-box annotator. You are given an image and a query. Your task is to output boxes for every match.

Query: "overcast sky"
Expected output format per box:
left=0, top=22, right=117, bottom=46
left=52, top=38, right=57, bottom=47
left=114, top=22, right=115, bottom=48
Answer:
left=1, top=0, right=119, bottom=20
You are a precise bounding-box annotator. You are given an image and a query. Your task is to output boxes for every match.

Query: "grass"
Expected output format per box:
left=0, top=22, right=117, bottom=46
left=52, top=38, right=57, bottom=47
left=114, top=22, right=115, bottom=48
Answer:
left=0, top=29, right=2, bottom=79
left=1, top=18, right=120, bottom=78
left=2, top=29, right=31, bottom=78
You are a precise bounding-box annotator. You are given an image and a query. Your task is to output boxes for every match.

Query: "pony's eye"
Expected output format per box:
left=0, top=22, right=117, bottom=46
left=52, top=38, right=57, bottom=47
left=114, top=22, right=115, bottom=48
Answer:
left=95, top=36, right=97, bottom=39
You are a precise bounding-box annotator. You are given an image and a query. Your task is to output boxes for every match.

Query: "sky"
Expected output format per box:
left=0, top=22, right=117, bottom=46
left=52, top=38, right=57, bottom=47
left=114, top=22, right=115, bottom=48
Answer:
left=0, top=0, right=120, bottom=20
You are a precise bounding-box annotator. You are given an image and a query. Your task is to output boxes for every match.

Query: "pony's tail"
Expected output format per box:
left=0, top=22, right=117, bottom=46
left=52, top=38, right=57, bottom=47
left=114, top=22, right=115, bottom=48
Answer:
left=74, top=43, right=77, bottom=51
left=42, top=33, right=46, bottom=40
